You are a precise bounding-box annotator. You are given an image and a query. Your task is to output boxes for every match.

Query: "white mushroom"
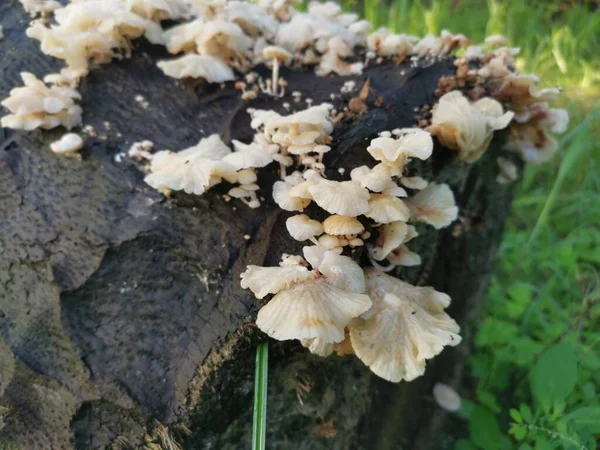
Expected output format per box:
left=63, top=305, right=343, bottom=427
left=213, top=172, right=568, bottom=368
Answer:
left=429, top=91, right=514, bottom=162
left=368, top=221, right=407, bottom=261
left=350, top=164, right=393, bottom=192
left=262, top=45, right=293, bottom=96
left=406, top=183, right=458, bottom=229
left=144, top=135, right=237, bottom=195
left=286, top=214, right=323, bottom=242
left=157, top=54, right=235, bottom=82
left=349, top=269, right=461, bottom=382
left=50, top=133, right=84, bottom=157
left=301, top=337, right=334, bottom=357
left=322, top=215, right=364, bottom=236
left=433, top=383, right=462, bottom=411
left=272, top=180, right=311, bottom=212
left=1, top=72, right=82, bottom=131
left=365, top=194, right=410, bottom=224
left=241, top=248, right=371, bottom=343
left=308, top=179, right=370, bottom=217
left=400, top=176, right=428, bottom=190
left=367, top=128, right=433, bottom=169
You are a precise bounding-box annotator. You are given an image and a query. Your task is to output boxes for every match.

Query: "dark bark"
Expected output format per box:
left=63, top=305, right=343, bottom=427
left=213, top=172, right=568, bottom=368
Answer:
left=0, top=3, right=518, bottom=449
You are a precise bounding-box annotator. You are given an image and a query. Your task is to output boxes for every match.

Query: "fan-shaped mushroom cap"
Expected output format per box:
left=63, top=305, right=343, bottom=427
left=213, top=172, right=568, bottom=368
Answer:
left=224, top=1, right=279, bottom=38
left=363, top=268, right=451, bottom=317
left=308, top=179, right=370, bottom=217
left=367, top=128, right=433, bottom=168
left=322, top=215, right=364, bottom=236
left=365, top=194, right=410, bottom=224
left=222, top=144, right=275, bottom=170
left=400, top=176, right=428, bottom=190
left=382, top=182, right=408, bottom=198
left=368, top=221, right=407, bottom=261
left=144, top=135, right=236, bottom=195
left=350, top=164, right=393, bottom=192
left=240, top=264, right=314, bottom=298
left=286, top=215, right=324, bottom=241
left=273, top=180, right=312, bottom=212
left=196, top=20, right=254, bottom=66
left=316, top=36, right=363, bottom=76
left=127, top=0, right=190, bottom=21
left=163, top=19, right=205, bottom=54
left=301, top=337, right=334, bottom=357
left=262, top=45, right=293, bottom=62
left=504, top=122, right=558, bottom=164
left=349, top=269, right=460, bottom=382
left=264, top=103, right=334, bottom=147
left=407, top=183, right=458, bottom=229
left=386, top=244, right=421, bottom=267
left=492, top=74, right=561, bottom=107
left=429, top=91, right=514, bottom=163
left=157, top=54, right=235, bottom=82
left=256, top=277, right=371, bottom=342
left=316, top=234, right=340, bottom=250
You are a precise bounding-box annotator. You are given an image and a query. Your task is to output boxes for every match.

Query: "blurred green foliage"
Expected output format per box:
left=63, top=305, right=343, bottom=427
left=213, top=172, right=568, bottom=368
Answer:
left=335, top=0, right=600, bottom=448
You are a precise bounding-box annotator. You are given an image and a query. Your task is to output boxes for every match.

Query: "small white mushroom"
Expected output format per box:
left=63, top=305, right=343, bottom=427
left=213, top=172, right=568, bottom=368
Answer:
left=50, top=133, right=83, bottom=157
left=262, top=46, right=293, bottom=96
left=433, top=383, right=462, bottom=411
left=368, top=221, right=407, bottom=261
left=350, top=164, right=393, bottom=192
left=286, top=214, right=323, bottom=242
left=496, top=157, right=518, bottom=184
left=308, top=179, right=370, bottom=217
left=157, top=54, right=235, bottom=82
left=406, top=183, right=458, bottom=229
left=322, top=215, right=364, bottom=236
left=367, top=128, right=433, bottom=170
left=400, top=176, right=428, bottom=190
left=365, top=194, right=410, bottom=224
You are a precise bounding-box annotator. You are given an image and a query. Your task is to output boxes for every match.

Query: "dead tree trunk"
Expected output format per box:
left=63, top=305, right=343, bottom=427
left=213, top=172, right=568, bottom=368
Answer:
left=0, top=3, right=518, bottom=449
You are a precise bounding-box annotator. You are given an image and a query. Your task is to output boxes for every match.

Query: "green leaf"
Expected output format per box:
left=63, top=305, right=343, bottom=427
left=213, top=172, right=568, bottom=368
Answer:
left=519, top=404, right=533, bottom=423
left=476, top=318, right=520, bottom=347
left=530, top=342, right=578, bottom=411
left=478, top=391, right=502, bottom=414
left=252, top=342, right=269, bottom=450
left=513, top=425, right=527, bottom=441
left=560, top=406, right=600, bottom=434
left=469, top=407, right=511, bottom=450
left=510, top=409, right=523, bottom=423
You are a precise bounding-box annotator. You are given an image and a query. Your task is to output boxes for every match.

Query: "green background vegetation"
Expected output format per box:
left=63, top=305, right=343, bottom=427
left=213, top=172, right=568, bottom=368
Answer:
left=341, top=0, right=600, bottom=448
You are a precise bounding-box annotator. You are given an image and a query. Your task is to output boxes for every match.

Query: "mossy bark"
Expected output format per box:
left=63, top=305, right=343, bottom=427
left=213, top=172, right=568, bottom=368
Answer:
left=0, top=3, right=518, bottom=449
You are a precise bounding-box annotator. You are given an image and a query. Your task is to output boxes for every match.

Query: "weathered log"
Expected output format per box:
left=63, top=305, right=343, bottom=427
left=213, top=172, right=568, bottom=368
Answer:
left=0, top=3, right=518, bottom=449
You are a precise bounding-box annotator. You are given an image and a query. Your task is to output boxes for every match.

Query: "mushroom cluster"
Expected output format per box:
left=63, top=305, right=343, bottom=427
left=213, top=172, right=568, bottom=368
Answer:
left=1, top=72, right=82, bottom=131
left=1, top=0, right=571, bottom=383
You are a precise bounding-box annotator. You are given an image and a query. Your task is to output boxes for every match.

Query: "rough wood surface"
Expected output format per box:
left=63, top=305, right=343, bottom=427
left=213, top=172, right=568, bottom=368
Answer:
left=0, top=3, right=518, bottom=449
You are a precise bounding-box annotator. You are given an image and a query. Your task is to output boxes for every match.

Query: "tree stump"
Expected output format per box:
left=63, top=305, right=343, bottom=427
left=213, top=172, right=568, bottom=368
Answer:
left=0, top=3, right=518, bottom=449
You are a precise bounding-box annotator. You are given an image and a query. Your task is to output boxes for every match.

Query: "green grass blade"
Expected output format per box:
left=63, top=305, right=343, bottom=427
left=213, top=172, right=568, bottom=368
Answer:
left=252, top=342, right=269, bottom=450
left=526, top=119, right=596, bottom=247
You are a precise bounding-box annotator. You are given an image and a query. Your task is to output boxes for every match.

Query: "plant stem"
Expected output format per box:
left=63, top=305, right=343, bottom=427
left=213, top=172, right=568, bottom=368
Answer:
left=252, top=342, right=269, bottom=450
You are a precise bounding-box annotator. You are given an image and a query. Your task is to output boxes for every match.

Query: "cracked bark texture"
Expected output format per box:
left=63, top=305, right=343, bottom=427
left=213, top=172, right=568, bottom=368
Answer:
left=0, top=3, right=519, bottom=449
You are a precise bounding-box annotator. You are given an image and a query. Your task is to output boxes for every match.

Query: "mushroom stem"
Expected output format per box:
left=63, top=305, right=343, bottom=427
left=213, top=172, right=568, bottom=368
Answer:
left=271, top=58, right=280, bottom=95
